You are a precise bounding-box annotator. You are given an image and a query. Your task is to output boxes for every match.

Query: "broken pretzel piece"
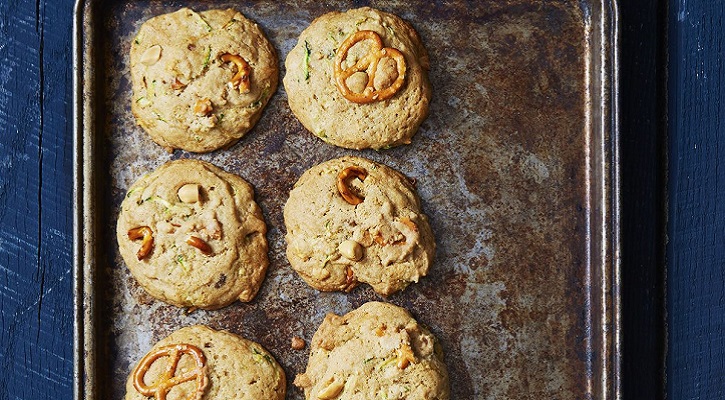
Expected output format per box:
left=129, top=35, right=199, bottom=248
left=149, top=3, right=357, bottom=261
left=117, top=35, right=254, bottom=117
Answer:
left=187, top=236, right=213, bottom=255
left=128, top=226, right=154, bottom=260
left=221, top=53, right=252, bottom=94
left=396, top=342, right=416, bottom=369
left=336, top=166, right=368, bottom=205
left=171, top=77, right=186, bottom=90
left=344, top=266, right=357, bottom=292
left=193, top=98, right=213, bottom=117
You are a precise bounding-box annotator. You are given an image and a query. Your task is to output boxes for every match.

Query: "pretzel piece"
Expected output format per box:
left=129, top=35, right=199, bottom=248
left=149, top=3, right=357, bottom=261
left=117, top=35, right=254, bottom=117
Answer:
left=221, top=53, right=252, bottom=94
left=334, top=30, right=407, bottom=104
left=128, top=226, right=154, bottom=260
left=336, top=166, right=368, bottom=205
left=132, top=343, right=209, bottom=400
left=186, top=236, right=213, bottom=256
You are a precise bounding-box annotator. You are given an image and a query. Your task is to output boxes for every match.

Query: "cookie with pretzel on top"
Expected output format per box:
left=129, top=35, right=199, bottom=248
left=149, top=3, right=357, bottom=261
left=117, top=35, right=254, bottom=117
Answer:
left=283, top=156, right=435, bottom=296
left=116, top=159, right=269, bottom=310
left=125, top=325, right=285, bottom=400
left=283, top=7, right=431, bottom=150
left=130, top=8, right=278, bottom=153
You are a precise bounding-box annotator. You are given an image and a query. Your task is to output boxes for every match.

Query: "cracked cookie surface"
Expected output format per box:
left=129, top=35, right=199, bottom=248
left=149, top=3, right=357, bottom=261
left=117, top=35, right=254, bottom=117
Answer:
left=283, top=7, right=431, bottom=150
left=294, top=302, right=449, bottom=400
left=117, top=159, right=268, bottom=310
left=283, top=156, right=435, bottom=296
left=125, top=325, right=285, bottom=400
left=130, top=8, right=278, bottom=153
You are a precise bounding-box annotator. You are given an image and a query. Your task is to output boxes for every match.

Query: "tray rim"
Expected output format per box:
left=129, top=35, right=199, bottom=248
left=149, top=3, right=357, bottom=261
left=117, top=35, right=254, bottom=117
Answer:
left=72, top=0, right=621, bottom=398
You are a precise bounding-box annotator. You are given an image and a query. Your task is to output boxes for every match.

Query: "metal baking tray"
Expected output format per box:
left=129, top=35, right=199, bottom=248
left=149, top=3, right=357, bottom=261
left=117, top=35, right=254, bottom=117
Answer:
left=73, top=0, right=620, bottom=398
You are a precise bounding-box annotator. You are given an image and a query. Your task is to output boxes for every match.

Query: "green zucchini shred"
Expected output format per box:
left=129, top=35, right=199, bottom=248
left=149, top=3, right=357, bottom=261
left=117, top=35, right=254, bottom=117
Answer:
left=303, top=40, right=311, bottom=81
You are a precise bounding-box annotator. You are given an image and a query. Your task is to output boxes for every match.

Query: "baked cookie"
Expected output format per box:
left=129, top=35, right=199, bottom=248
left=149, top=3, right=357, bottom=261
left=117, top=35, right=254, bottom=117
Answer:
left=283, top=7, right=431, bottom=150
left=125, top=325, right=285, bottom=400
left=283, top=156, right=435, bottom=295
left=130, top=8, right=278, bottom=153
left=116, top=159, right=268, bottom=310
left=294, top=302, right=450, bottom=399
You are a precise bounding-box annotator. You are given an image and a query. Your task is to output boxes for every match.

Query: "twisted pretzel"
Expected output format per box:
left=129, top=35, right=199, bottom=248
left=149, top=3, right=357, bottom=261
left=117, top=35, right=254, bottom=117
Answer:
left=334, top=30, right=407, bottom=104
left=132, top=343, right=209, bottom=400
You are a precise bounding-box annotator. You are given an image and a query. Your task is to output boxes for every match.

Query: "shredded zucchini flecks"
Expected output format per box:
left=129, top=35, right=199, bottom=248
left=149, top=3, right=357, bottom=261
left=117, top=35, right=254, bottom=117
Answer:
left=303, top=40, right=311, bottom=81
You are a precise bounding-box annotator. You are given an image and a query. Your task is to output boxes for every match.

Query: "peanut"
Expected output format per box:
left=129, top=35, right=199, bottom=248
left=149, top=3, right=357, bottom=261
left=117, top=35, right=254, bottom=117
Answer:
left=178, top=183, right=200, bottom=203
left=317, top=377, right=344, bottom=399
left=291, top=336, right=306, bottom=350
left=140, top=45, right=162, bottom=66
left=338, top=240, right=363, bottom=261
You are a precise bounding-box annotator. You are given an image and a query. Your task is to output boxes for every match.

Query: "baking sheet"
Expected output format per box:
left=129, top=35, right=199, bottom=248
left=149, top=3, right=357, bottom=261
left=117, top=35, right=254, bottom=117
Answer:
left=73, top=0, right=620, bottom=398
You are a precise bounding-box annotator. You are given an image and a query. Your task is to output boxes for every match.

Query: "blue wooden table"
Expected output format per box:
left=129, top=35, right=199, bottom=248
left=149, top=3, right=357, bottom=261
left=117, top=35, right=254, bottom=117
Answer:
left=0, top=0, right=716, bottom=398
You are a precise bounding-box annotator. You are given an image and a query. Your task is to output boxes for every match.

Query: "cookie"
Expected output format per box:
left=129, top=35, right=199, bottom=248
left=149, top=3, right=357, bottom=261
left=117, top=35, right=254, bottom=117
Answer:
left=294, top=302, right=450, bottom=399
left=283, top=156, right=435, bottom=295
left=116, top=159, right=268, bottom=310
left=125, top=325, right=285, bottom=400
left=130, top=8, right=278, bottom=153
left=283, top=7, right=431, bottom=150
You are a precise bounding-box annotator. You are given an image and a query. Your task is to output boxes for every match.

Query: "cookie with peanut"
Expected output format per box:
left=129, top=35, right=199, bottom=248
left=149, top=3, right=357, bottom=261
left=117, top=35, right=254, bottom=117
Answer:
left=283, top=156, right=435, bottom=296
left=130, top=8, right=278, bottom=152
left=294, top=302, right=449, bottom=400
left=117, top=159, right=268, bottom=310
left=125, top=325, right=285, bottom=400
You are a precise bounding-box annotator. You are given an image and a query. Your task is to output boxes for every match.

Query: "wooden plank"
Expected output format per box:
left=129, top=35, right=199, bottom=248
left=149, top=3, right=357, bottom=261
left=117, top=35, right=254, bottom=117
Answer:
left=668, top=0, right=725, bottom=399
left=0, top=0, right=74, bottom=398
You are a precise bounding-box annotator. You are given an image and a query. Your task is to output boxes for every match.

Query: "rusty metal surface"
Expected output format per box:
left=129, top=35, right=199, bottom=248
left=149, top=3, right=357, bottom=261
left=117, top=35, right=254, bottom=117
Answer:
left=74, top=0, right=619, bottom=399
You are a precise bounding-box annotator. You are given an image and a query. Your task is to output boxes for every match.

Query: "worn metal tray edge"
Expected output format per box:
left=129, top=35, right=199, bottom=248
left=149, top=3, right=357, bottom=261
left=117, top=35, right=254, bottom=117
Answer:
left=72, top=0, right=622, bottom=398
left=592, top=0, right=620, bottom=397
left=74, top=0, right=97, bottom=398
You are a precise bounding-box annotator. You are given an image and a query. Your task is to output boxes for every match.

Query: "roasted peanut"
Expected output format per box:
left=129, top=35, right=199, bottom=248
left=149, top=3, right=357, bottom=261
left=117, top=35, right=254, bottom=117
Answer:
left=317, top=377, right=344, bottom=399
left=338, top=240, right=363, bottom=261
left=140, top=45, right=162, bottom=65
left=291, top=336, right=306, bottom=350
left=178, top=183, right=200, bottom=203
